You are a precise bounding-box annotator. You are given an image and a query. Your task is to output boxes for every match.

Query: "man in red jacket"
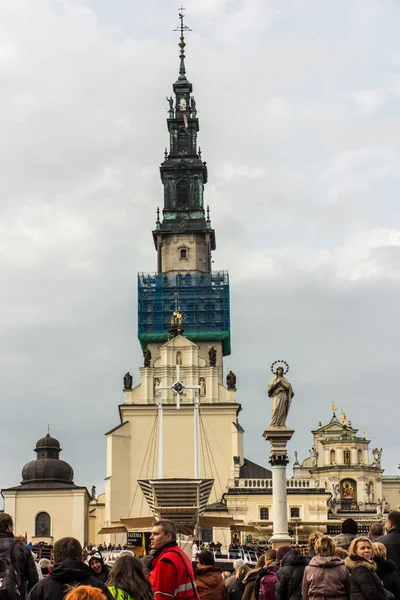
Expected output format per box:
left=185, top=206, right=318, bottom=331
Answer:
left=149, top=519, right=198, bottom=600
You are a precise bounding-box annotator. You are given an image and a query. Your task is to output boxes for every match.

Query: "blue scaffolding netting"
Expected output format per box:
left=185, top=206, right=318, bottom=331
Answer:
left=137, top=271, right=231, bottom=356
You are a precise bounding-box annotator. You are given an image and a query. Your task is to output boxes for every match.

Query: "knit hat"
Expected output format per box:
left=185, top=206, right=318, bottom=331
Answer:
left=88, top=551, right=104, bottom=565
left=276, top=546, right=291, bottom=562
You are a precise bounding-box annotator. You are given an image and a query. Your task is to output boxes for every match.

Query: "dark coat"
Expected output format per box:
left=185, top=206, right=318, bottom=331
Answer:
left=345, top=555, right=394, bottom=600
left=334, top=533, right=358, bottom=551
left=27, top=560, right=114, bottom=600
left=226, top=577, right=246, bottom=600
left=378, top=530, right=400, bottom=575
left=0, top=532, right=39, bottom=597
left=242, top=569, right=260, bottom=600
left=375, top=557, right=400, bottom=600
left=302, top=555, right=350, bottom=600
left=195, top=564, right=226, bottom=600
left=276, top=550, right=307, bottom=600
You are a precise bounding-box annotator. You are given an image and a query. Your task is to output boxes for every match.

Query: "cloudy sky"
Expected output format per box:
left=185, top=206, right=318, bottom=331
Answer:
left=0, top=0, right=399, bottom=500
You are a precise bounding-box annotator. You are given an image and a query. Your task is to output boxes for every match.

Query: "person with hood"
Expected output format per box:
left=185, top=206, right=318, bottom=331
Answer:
left=373, top=542, right=400, bottom=600
left=334, top=519, right=358, bottom=551
left=27, top=537, right=113, bottom=600
left=275, top=546, right=307, bottom=600
left=345, top=537, right=394, bottom=600
left=195, top=550, right=226, bottom=600
left=302, top=535, right=350, bottom=600
left=226, top=564, right=250, bottom=600
left=107, top=554, right=154, bottom=600
left=87, top=552, right=110, bottom=584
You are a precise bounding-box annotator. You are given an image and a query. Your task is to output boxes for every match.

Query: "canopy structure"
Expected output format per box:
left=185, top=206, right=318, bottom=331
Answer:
left=138, top=478, right=214, bottom=532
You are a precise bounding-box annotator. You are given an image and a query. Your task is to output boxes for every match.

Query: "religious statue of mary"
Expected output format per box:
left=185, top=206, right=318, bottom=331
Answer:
left=267, top=363, right=294, bottom=428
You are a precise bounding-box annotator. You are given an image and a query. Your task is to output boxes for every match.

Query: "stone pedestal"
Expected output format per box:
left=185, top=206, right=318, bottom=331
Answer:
left=263, top=428, right=294, bottom=548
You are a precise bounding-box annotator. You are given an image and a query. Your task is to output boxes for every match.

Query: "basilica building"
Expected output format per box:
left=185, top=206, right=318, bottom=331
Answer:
left=2, top=19, right=399, bottom=547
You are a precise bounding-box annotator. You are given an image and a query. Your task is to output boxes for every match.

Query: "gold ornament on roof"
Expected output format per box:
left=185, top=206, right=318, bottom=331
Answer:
left=170, top=308, right=183, bottom=328
left=341, top=411, right=347, bottom=425
left=332, top=402, right=337, bottom=414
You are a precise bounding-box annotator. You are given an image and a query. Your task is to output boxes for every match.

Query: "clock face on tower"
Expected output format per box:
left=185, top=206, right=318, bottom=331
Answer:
left=179, top=96, right=187, bottom=110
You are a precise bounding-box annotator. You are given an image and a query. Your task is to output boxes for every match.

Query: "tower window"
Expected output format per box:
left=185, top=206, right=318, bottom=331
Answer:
left=180, top=248, right=188, bottom=260
left=35, top=512, right=51, bottom=537
left=177, top=180, right=189, bottom=207
left=344, top=449, right=351, bottom=464
left=259, top=508, right=269, bottom=521
left=178, top=129, right=188, bottom=153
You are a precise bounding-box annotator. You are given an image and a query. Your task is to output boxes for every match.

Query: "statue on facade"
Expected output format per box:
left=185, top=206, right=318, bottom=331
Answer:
left=365, top=481, right=374, bottom=503
left=166, top=96, right=174, bottom=111
left=209, top=346, right=217, bottom=366
left=332, top=482, right=341, bottom=502
left=190, top=96, right=197, bottom=116
left=376, top=498, right=385, bottom=518
left=91, top=485, right=96, bottom=500
left=199, top=377, right=206, bottom=395
left=372, top=448, right=383, bottom=466
left=154, top=377, right=160, bottom=396
left=226, top=370, right=236, bottom=390
left=123, top=371, right=133, bottom=390
left=294, top=451, right=299, bottom=464
left=143, top=347, right=152, bottom=368
left=268, top=360, right=294, bottom=428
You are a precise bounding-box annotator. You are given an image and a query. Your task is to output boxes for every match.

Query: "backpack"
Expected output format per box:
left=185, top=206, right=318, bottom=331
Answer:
left=259, top=570, right=277, bottom=600
left=0, top=541, right=21, bottom=600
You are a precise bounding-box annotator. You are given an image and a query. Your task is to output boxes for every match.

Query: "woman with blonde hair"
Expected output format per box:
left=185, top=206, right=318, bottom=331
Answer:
left=345, top=537, right=393, bottom=600
left=306, top=531, right=323, bottom=562
left=107, top=554, right=154, bottom=600
left=373, top=542, right=400, bottom=600
left=302, top=535, right=350, bottom=600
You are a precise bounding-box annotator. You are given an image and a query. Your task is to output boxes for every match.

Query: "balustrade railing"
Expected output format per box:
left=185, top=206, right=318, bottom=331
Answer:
left=229, top=478, right=313, bottom=489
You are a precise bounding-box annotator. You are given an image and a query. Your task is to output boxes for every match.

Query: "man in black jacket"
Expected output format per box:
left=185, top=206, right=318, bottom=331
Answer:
left=0, top=513, right=38, bottom=597
left=276, top=548, right=307, bottom=600
left=378, top=511, right=400, bottom=574
left=27, top=537, right=113, bottom=600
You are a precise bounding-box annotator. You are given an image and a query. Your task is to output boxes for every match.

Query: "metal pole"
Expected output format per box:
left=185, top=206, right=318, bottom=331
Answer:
left=157, top=400, right=163, bottom=478
left=194, top=392, right=200, bottom=478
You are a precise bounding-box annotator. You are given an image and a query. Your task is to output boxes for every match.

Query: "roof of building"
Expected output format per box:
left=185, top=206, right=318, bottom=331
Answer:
left=239, top=458, right=272, bottom=479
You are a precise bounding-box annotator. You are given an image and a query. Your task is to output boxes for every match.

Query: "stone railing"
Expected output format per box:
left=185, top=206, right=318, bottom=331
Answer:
left=229, top=478, right=314, bottom=489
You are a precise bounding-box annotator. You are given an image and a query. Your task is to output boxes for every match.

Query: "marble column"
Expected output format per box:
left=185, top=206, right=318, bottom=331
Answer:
left=263, top=428, right=294, bottom=548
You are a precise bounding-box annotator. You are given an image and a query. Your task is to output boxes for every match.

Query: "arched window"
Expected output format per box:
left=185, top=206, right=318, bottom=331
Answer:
left=35, top=512, right=51, bottom=537
left=177, top=180, right=189, bottom=207
left=358, top=449, right=363, bottom=464
left=291, top=507, right=300, bottom=518
left=180, top=248, right=187, bottom=260
left=178, top=129, right=188, bottom=153
left=330, top=449, right=336, bottom=465
left=259, top=508, right=269, bottom=520
left=344, top=448, right=351, bottom=464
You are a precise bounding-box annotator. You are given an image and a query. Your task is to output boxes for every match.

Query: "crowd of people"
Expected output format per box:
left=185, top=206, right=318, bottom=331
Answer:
left=1, top=510, right=400, bottom=600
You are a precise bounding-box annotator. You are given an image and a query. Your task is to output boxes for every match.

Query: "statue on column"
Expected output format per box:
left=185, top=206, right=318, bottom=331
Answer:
left=123, top=371, right=133, bottom=390
left=209, top=346, right=217, bottom=366
left=226, top=370, right=236, bottom=390
left=268, top=360, right=294, bottom=428
left=143, top=347, right=152, bottom=368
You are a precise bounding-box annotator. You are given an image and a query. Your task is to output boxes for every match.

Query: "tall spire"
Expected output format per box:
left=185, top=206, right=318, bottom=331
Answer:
left=174, top=7, right=192, bottom=82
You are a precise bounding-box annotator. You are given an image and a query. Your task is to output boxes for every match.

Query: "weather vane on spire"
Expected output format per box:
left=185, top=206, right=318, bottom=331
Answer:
left=174, top=7, right=192, bottom=80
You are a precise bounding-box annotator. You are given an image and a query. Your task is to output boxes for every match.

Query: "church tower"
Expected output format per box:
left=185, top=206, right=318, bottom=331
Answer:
left=104, top=14, right=242, bottom=536
left=138, top=15, right=230, bottom=358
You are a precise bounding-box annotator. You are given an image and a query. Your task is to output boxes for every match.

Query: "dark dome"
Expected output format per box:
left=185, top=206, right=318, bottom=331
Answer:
left=35, top=434, right=61, bottom=451
left=22, top=459, right=74, bottom=484
left=19, top=432, right=76, bottom=488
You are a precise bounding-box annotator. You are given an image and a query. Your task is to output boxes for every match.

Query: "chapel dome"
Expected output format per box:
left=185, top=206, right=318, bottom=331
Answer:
left=20, top=432, right=75, bottom=488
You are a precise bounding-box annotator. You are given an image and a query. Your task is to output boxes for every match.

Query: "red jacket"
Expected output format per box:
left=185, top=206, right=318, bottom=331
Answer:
left=150, top=543, right=198, bottom=600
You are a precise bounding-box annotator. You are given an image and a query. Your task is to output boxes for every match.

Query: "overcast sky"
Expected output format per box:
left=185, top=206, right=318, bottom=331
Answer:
left=0, top=0, right=399, bottom=500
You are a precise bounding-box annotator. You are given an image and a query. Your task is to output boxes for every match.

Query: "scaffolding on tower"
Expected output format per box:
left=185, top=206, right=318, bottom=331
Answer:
left=137, top=271, right=231, bottom=355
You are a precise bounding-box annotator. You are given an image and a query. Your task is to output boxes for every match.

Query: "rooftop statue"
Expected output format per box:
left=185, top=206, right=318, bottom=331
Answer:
left=268, top=360, right=294, bottom=428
